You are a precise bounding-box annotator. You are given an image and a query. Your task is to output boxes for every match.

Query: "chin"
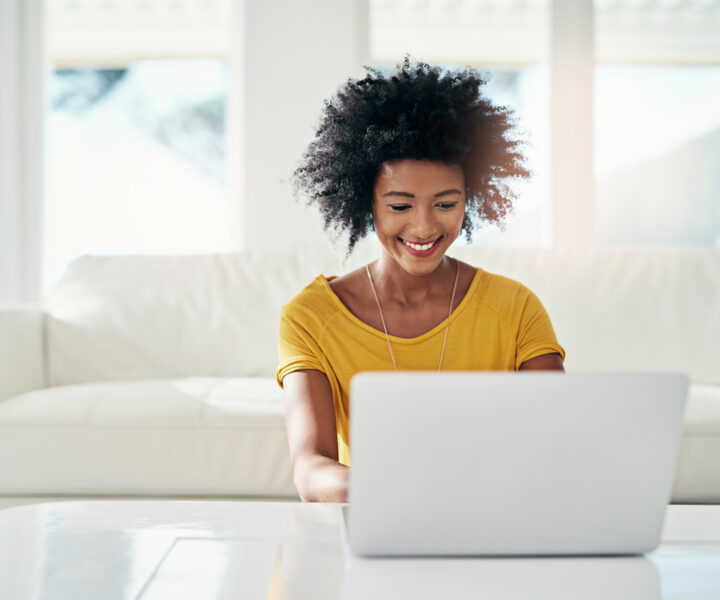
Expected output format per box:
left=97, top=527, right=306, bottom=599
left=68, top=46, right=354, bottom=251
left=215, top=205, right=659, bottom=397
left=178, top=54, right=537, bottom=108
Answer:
left=396, top=253, right=446, bottom=276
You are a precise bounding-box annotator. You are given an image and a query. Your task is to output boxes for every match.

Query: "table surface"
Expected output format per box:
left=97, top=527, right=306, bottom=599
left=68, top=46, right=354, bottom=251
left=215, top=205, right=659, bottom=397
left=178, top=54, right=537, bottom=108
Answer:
left=1, top=500, right=719, bottom=599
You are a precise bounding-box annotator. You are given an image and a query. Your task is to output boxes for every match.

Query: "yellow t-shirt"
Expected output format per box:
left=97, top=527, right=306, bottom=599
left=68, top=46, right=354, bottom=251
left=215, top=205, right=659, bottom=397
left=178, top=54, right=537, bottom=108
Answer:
left=275, top=267, right=565, bottom=467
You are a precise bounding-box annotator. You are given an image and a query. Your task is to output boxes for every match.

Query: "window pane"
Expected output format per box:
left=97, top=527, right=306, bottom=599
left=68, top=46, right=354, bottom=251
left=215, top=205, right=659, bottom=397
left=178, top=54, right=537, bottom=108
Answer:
left=43, top=0, right=233, bottom=295
left=594, top=1, right=720, bottom=246
left=594, top=65, right=720, bottom=246
left=368, top=0, right=551, bottom=247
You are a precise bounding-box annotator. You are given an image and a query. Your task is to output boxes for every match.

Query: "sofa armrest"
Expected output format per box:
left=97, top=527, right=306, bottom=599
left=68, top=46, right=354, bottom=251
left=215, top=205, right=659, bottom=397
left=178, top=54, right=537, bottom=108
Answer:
left=0, top=305, right=46, bottom=401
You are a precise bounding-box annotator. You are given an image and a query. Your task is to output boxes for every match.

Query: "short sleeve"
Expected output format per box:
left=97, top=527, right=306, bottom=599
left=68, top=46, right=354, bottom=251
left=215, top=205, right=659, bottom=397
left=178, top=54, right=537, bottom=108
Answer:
left=275, top=307, right=327, bottom=388
left=514, top=290, right=566, bottom=370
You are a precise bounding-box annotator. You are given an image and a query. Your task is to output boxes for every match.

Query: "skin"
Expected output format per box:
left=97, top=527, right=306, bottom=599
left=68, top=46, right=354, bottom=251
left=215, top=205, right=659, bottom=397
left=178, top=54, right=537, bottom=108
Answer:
left=283, top=159, right=563, bottom=503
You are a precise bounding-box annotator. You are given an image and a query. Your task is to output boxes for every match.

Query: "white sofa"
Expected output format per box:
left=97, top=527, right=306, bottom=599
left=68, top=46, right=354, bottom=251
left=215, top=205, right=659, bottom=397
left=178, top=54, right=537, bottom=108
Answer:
left=1, top=242, right=719, bottom=507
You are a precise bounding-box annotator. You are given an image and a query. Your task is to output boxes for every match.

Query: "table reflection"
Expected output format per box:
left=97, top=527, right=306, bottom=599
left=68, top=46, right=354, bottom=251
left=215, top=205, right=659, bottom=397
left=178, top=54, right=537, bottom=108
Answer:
left=339, top=555, right=660, bottom=600
left=265, top=503, right=346, bottom=600
left=270, top=504, right=660, bottom=600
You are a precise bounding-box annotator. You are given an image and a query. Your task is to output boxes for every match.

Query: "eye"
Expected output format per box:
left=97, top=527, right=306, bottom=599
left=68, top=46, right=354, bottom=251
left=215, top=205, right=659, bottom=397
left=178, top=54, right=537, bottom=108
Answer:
left=389, top=205, right=411, bottom=212
left=436, top=202, right=458, bottom=210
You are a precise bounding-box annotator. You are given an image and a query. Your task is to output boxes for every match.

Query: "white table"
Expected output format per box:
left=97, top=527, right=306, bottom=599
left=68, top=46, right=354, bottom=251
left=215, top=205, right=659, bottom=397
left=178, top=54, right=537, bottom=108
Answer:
left=1, top=501, right=719, bottom=599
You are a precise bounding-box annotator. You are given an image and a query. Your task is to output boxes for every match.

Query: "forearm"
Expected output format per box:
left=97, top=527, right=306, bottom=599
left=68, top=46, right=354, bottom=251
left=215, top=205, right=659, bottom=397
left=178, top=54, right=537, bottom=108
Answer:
left=294, top=454, right=349, bottom=503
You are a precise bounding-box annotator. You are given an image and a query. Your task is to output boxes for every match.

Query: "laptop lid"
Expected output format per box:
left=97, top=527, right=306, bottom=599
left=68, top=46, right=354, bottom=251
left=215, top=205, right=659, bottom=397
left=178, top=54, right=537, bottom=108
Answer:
left=347, top=372, right=688, bottom=557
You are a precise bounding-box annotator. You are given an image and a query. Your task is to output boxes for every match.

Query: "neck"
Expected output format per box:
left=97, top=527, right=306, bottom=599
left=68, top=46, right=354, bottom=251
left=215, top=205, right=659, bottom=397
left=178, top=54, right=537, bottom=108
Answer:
left=370, top=254, right=456, bottom=308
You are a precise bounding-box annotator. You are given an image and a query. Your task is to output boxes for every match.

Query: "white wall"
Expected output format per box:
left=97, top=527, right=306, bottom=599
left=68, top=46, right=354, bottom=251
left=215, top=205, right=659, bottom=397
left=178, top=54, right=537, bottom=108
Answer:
left=231, top=0, right=369, bottom=251
left=0, top=0, right=46, bottom=304
left=551, top=0, right=594, bottom=247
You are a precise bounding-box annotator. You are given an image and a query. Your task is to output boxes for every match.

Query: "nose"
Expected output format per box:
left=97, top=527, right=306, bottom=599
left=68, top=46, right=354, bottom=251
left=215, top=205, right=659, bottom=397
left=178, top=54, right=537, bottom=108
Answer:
left=408, top=206, right=437, bottom=240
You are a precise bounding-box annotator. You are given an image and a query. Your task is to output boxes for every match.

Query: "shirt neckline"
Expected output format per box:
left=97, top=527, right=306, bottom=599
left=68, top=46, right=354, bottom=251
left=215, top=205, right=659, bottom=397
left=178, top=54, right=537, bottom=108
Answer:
left=319, top=266, right=483, bottom=344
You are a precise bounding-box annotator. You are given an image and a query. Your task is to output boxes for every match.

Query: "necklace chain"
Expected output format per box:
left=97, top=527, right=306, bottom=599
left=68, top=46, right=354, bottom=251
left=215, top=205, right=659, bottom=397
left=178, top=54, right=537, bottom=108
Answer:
left=365, top=258, right=460, bottom=373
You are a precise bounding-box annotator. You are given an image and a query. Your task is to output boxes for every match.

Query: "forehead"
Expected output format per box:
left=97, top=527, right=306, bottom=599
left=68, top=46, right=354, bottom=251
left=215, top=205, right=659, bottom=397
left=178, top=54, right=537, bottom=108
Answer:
left=375, top=159, right=464, bottom=192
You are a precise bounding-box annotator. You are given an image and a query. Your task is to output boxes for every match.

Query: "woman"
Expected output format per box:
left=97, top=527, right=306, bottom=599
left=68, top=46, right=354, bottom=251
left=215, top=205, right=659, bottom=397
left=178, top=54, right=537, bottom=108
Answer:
left=276, top=59, right=565, bottom=503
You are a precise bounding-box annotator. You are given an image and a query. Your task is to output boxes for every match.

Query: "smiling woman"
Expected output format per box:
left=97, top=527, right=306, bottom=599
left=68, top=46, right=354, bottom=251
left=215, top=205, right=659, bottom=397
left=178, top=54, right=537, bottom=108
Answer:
left=277, top=59, right=565, bottom=503
left=372, top=160, right=466, bottom=276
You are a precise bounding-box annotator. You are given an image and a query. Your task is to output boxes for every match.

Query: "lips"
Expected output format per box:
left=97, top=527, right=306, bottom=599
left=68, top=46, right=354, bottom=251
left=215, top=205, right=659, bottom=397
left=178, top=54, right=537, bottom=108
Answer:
left=398, top=236, right=443, bottom=257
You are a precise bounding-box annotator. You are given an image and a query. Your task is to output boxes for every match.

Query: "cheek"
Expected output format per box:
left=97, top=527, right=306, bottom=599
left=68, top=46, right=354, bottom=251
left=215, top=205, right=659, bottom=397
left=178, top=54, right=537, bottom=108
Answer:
left=373, top=214, right=399, bottom=237
left=446, top=209, right=465, bottom=232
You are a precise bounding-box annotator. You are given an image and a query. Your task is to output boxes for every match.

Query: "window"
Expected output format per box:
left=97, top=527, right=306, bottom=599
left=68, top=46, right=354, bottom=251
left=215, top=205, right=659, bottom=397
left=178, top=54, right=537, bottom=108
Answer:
left=594, top=1, right=720, bottom=246
left=369, top=0, right=720, bottom=248
left=368, top=0, right=552, bottom=247
left=43, top=0, right=234, bottom=295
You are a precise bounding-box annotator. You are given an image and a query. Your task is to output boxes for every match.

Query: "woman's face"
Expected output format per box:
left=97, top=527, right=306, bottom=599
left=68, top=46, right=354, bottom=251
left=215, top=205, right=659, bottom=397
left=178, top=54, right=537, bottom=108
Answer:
left=372, top=159, right=466, bottom=277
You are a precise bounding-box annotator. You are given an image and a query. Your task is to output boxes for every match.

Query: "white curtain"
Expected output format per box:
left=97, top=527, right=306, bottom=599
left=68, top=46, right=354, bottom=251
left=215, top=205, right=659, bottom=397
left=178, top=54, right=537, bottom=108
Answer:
left=0, top=0, right=46, bottom=304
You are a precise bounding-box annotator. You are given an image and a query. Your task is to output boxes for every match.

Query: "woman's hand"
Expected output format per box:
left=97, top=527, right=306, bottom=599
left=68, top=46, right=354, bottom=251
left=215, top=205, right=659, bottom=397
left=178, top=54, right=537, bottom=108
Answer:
left=282, top=369, right=349, bottom=503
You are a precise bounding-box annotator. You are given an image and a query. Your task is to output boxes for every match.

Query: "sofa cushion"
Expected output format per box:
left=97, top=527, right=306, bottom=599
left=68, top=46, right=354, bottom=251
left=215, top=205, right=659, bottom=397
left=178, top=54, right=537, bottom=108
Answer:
left=672, top=384, right=720, bottom=503
left=0, top=378, right=717, bottom=503
left=0, top=377, right=297, bottom=498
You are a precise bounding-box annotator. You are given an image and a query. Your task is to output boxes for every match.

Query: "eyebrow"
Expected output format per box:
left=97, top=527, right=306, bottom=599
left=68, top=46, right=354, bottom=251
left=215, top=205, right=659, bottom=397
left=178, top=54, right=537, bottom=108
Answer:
left=382, top=189, right=462, bottom=199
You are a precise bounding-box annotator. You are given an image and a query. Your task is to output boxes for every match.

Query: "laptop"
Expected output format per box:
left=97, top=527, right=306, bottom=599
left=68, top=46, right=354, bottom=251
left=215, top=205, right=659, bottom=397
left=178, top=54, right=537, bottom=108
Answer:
left=345, top=372, right=688, bottom=557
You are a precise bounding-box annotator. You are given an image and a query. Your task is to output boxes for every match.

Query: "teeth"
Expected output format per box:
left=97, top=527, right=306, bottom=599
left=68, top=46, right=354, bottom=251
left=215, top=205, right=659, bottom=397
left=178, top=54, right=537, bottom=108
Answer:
left=403, top=239, right=436, bottom=251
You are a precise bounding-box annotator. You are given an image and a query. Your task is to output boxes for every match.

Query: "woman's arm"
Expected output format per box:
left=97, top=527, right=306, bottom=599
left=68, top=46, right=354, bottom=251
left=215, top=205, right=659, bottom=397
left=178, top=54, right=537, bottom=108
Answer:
left=282, top=369, right=349, bottom=502
left=518, top=352, right=565, bottom=371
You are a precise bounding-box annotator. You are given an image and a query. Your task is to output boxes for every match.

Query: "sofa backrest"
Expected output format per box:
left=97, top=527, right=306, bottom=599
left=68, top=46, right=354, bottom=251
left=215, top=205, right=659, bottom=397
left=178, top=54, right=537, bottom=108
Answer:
left=451, top=246, right=719, bottom=385
left=44, top=243, right=720, bottom=386
left=43, top=241, right=375, bottom=387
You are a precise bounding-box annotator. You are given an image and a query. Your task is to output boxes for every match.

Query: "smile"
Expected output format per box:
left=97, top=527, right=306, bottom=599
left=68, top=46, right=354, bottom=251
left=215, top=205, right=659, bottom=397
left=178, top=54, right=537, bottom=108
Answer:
left=398, top=236, right=442, bottom=256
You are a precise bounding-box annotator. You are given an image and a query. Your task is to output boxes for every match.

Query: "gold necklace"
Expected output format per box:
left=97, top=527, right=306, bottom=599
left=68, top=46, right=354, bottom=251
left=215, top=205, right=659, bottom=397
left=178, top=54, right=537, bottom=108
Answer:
left=365, top=258, right=460, bottom=373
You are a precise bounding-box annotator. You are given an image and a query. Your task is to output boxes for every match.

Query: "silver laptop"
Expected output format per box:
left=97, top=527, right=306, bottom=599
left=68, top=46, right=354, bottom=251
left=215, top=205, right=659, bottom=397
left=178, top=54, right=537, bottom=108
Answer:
left=345, top=372, right=688, bottom=557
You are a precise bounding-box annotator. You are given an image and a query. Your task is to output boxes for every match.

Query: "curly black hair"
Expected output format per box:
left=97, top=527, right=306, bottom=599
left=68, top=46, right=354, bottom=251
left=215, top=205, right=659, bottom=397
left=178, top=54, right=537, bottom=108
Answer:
left=292, top=57, right=530, bottom=255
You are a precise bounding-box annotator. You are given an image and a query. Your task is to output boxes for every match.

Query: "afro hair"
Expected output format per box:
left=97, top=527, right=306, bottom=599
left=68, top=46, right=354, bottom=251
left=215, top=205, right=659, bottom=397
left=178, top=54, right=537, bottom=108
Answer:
left=292, top=57, right=530, bottom=255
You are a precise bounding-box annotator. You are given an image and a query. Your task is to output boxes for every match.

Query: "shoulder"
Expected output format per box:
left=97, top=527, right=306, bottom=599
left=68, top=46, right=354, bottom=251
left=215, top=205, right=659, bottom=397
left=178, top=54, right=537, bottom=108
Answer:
left=327, top=266, right=369, bottom=309
left=474, top=268, right=534, bottom=302
left=468, top=268, right=545, bottom=325
left=281, top=275, right=342, bottom=329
